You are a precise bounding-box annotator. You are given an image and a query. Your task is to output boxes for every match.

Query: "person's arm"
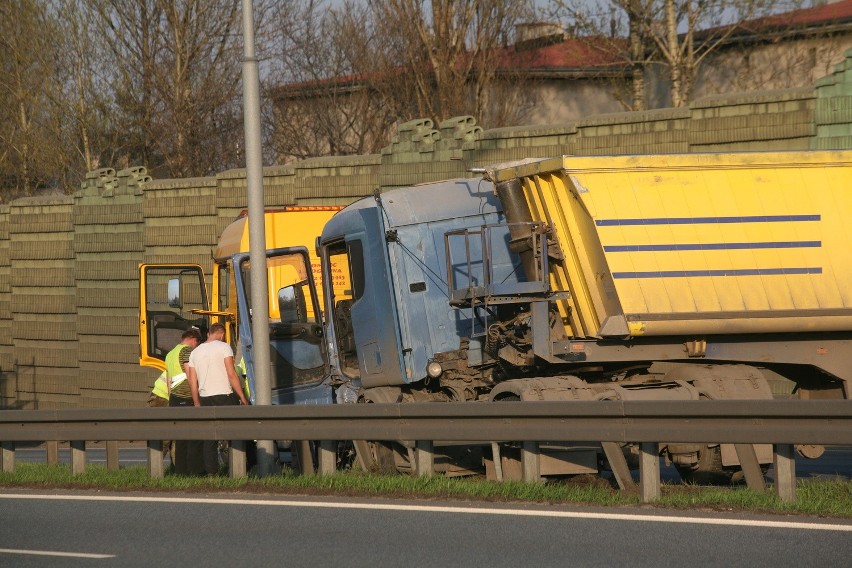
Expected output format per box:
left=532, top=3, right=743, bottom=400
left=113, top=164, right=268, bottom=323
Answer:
left=188, top=366, right=201, bottom=407
left=225, top=355, right=248, bottom=405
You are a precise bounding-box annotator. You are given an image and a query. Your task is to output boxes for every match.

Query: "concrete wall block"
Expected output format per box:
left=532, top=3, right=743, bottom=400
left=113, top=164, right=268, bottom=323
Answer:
left=12, top=266, right=75, bottom=288
left=11, top=291, right=76, bottom=314
left=73, top=203, right=143, bottom=225
left=76, top=314, right=138, bottom=336
left=74, top=231, right=143, bottom=253
left=10, top=237, right=74, bottom=261
left=13, top=342, right=79, bottom=368
left=143, top=224, right=218, bottom=247
left=812, top=135, right=852, bottom=149
left=75, top=258, right=140, bottom=282
left=9, top=213, right=74, bottom=234
left=78, top=335, right=140, bottom=364
left=12, top=318, right=77, bottom=341
left=0, top=319, right=11, bottom=346
left=76, top=286, right=137, bottom=309
left=143, top=195, right=217, bottom=218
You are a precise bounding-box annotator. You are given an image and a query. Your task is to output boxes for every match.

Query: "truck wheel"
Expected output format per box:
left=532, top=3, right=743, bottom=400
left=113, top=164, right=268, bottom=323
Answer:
left=675, top=445, right=766, bottom=485
left=354, top=440, right=397, bottom=474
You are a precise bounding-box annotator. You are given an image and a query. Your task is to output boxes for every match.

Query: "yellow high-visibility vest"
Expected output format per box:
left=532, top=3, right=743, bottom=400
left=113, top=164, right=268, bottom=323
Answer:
left=165, top=343, right=189, bottom=389
left=151, top=372, right=169, bottom=400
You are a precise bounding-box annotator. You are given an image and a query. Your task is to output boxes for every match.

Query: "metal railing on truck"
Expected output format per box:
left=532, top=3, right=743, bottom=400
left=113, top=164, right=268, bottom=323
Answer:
left=1, top=400, right=851, bottom=504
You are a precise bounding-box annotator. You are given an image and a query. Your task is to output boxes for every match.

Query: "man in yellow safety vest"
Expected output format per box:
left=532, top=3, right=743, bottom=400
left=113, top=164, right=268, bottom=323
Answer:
left=147, top=328, right=202, bottom=472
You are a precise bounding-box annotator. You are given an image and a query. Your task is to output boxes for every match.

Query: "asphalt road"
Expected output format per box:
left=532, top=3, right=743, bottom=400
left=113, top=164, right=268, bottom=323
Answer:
left=1, top=491, right=850, bottom=567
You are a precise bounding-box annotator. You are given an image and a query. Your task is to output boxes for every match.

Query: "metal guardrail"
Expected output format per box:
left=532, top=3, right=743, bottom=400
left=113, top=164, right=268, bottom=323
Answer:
left=2, top=400, right=851, bottom=503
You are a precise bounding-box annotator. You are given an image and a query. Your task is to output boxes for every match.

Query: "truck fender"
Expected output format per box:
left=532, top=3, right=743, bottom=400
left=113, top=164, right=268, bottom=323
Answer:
left=360, top=386, right=403, bottom=404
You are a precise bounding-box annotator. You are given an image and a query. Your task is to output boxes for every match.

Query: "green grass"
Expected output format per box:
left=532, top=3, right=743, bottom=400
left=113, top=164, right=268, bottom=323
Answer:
left=1, top=463, right=851, bottom=518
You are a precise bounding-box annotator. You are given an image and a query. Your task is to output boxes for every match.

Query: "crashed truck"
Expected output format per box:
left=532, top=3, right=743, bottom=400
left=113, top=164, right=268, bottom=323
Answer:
left=315, top=150, right=852, bottom=481
left=138, top=150, right=851, bottom=481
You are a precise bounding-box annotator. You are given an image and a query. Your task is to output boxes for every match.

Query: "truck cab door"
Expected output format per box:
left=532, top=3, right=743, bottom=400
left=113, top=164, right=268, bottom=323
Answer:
left=232, top=247, right=331, bottom=405
left=139, top=264, right=210, bottom=371
left=321, top=208, right=408, bottom=389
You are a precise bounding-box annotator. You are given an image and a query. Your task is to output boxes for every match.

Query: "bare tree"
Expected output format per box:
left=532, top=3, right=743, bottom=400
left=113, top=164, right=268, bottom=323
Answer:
left=365, top=0, right=536, bottom=124
left=551, top=0, right=794, bottom=109
left=0, top=0, right=66, bottom=201
left=92, top=0, right=272, bottom=177
left=268, top=0, right=397, bottom=161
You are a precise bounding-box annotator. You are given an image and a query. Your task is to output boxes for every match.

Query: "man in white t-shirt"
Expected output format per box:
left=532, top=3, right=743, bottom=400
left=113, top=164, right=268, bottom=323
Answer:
left=187, top=322, right=248, bottom=475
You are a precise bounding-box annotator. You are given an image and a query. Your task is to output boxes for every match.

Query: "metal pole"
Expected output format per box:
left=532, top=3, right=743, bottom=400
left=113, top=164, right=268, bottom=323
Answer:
left=241, top=0, right=275, bottom=476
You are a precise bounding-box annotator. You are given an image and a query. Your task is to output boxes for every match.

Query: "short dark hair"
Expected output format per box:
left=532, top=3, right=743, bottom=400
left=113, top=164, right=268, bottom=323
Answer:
left=181, top=328, right=201, bottom=341
left=209, top=323, right=226, bottom=335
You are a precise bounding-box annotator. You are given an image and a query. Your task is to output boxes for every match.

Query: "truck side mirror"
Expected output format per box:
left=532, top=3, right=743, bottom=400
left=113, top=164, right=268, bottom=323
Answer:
left=278, top=283, right=307, bottom=323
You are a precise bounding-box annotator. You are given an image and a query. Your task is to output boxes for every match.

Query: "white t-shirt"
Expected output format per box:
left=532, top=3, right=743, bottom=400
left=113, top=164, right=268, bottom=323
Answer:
left=188, top=340, right=235, bottom=397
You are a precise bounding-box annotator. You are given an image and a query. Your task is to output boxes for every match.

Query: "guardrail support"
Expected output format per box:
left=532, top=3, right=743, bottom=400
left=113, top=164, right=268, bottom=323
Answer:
left=1, top=441, right=14, bottom=473
left=522, top=441, right=541, bottom=482
left=46, top=441, right=59, bottom=465
left=147, top=440, right=163, bottom=479
left=602, top=442, right=635, bottom=489
left=296, top=440, right=314, bottom=475
left=317, top=441, right=337, bottom=475
left=416, top=441, right=434, bottom=477
left=229, top=440, right=247, bottom=478
left=734, top=443, right=766, bottom=492
left=639, top=442, right=660, bottom=502
left=491, top=442, right=504, bottom=482
left=773, top=444, right=796, bottom=502
left=106, top=441, right=120, bottom=471
left=71, top=441, right=86, bottom=475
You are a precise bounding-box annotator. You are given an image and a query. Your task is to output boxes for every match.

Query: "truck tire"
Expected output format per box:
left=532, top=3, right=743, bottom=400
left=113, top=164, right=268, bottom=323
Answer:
left=674, top=445, right=768, bottom=485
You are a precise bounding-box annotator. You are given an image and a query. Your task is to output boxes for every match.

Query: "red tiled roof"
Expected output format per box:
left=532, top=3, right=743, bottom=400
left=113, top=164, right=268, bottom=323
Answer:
left=497, top=36, right=626, bottom=70
left=744, top=0, right=852, bottom=29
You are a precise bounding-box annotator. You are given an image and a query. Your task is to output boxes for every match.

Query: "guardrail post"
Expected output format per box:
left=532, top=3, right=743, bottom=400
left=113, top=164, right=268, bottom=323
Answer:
left=773, top=444, right=796, bottom=503
left=601, top=442, right=636, bottom=489
left=229, top=440, right=247, bottom=478
left=317, top=441, right=337, bottom=475
left=106, top=441, right=119, bottom=471
left=295, top=440, right=314, bottom=475
left=734, top=444, right=766, bottom=492
left=1, top=441, right=14, bottom=473
left=490, top=443, right=504, bottom=482
left=147, top=440, right=163, bottom=479
left=522, top=441, right=541, bottom=482
left=71, top=441, right=86, bottom=475
left=46, top=441, right=59, bottom=465
left=415, top=441, right=434, bottom=477
left=639, top=442, right=660, bottom=502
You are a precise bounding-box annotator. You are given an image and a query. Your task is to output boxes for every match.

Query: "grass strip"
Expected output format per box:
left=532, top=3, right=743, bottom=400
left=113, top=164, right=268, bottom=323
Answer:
left=1, top=463, right=850, bottom=518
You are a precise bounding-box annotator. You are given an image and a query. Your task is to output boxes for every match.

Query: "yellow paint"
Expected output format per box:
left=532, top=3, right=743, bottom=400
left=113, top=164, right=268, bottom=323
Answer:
left=493, top=151, right=852, bottom=337
left=212, top=207, right=347, bottom=320
left=140, top=207, right=347, bottom=371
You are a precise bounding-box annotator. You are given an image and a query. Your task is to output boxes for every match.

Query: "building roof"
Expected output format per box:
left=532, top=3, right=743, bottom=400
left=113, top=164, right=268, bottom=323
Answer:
left=497, top=36, right=626, bottom=74
left=273, top=1, right=852, bottom=98
left=745, top=0, right=852, bottom=30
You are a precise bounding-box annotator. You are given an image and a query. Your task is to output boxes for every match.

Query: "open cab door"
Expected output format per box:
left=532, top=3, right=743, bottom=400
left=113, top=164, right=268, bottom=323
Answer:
left=233, top=247, right=330, bottom=405
left=139, top=264, right=212, bottom=371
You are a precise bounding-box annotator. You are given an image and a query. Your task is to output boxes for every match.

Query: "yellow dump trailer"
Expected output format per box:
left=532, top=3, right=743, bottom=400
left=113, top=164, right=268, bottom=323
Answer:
left=490, top=151, right=852, bottom=339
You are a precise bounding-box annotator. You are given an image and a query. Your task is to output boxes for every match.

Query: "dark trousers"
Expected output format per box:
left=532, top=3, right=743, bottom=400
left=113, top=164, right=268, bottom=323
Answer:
left=169, top=395, right=205, bottom=476
left=199, top=393, right=240, bottom=475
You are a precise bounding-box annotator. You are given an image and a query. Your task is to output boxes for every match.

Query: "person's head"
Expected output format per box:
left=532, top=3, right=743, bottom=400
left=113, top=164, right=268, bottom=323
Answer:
left=181, top=328, right=201, bottom=348
left=208, top=323, right=226, bottom=341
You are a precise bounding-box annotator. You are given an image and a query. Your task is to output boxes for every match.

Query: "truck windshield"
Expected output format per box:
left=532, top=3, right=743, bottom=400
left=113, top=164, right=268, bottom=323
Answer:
left=237, top=250, right=325, bottom=392
left=239, top=252, right=318, bottom=324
